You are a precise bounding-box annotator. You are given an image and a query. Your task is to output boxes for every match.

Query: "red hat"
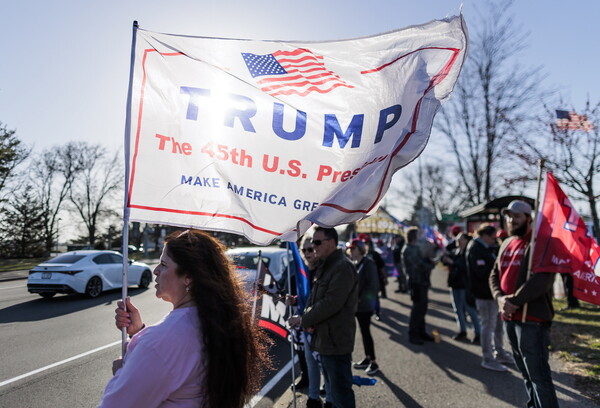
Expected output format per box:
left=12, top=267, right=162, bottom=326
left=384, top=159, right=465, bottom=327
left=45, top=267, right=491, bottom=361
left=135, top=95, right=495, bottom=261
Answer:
left=449, top=226, right=462, bottom=236
left=358, top=233, right=371, bottom=242
left=350, top=239, right=366, bottom=250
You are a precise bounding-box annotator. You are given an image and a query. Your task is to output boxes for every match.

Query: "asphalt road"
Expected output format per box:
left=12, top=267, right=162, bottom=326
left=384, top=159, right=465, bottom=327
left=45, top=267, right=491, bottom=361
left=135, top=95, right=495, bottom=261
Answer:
left=0, top=267, right=294, bottom=408
left=276, top=266, right=600, bottom=408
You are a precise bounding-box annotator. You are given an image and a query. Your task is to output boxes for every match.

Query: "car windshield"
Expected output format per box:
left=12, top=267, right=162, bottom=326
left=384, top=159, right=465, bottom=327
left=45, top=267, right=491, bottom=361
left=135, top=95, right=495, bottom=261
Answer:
left=45, top=254, right=86, bottom=264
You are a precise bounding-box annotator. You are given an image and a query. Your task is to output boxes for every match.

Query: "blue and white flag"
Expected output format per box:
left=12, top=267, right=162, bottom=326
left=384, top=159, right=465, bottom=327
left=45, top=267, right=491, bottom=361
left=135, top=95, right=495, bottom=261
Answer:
left=125, top=16, right=468, bottom=244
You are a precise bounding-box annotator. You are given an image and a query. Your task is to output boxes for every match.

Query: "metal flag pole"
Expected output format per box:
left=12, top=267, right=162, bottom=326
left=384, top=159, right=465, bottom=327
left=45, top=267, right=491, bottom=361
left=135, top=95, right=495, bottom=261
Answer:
left=522, top=158, right=546, bottom=322
left=120, top=20, right=139, bottom=356
left=286, top=242, right=297, bottom=408
left=251, top=250, right=263, bottom=322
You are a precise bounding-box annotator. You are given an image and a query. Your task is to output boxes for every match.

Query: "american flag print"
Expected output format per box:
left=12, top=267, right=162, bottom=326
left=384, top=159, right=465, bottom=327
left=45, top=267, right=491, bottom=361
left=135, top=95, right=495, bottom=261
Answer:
left=241, top=48, right=353, bottom=97
left=556, top=110, right=594, bottom=132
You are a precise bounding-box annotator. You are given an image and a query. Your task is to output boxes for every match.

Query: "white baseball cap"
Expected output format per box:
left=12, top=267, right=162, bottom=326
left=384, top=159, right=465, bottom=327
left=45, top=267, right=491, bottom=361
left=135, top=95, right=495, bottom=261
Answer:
left=501, top=200, right=532, bottom=216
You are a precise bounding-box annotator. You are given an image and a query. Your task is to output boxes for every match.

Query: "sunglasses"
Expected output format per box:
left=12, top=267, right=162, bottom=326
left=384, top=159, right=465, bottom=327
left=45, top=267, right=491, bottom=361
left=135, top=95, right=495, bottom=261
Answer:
left=301, top=247, right=314, bottom=254
left=311, top=238, right=331, bottom=246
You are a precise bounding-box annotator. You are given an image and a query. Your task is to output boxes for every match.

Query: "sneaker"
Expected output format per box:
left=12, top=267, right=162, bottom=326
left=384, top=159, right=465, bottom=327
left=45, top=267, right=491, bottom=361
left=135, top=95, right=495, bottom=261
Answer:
left=319, top=387, right=326, bottom=397
left=306, top=398, right=323, bottom=408
left=452, top=331, right=467, bottom=341
left=366, top=362, right=379, bottom=376
left=495, top=351, right=515, bottom=365
left=353, top=357, right=371, bottom=369
left=471, top=335, right=481, bottom=345
left=481, top=359, right=509, bottom=372
left=421, top=333, right=435, bottom=342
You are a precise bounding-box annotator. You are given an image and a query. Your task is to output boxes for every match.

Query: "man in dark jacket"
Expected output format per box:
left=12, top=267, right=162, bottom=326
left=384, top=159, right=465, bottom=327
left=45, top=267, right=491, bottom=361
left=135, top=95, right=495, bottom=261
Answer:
left=289, top=227, right=358, bottom=408
left=466, top=224, right=513, bottom=372
left=490, top=200, right=558, bottom=408
left=402, top=226, right=435, bottom=345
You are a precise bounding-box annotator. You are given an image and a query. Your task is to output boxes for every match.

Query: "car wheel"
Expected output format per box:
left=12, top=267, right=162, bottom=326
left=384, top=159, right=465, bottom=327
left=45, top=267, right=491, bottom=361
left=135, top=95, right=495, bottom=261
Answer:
left=85, top=276, right=103, bottom=298
left=139, top=270, right=152, bottom=289
left=40, top=292, right=56, bottom=299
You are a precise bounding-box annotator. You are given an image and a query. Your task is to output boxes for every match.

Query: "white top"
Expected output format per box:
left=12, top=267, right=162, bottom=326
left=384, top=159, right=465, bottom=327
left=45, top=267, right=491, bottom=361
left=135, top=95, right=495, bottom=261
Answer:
left=99, top=307, right=206, bottom=408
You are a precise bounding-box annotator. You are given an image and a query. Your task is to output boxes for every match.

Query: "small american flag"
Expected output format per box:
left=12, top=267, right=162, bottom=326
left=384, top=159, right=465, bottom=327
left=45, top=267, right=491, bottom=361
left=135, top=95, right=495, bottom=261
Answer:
left=556, top=110, right=594, bottom=132
left=241, top=48, right=353, bottom=97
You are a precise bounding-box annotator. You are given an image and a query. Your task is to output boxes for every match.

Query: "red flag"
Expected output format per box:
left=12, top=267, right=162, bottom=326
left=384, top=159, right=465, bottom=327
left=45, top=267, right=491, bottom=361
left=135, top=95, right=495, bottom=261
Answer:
left=531, top=172, right=600, bottom=305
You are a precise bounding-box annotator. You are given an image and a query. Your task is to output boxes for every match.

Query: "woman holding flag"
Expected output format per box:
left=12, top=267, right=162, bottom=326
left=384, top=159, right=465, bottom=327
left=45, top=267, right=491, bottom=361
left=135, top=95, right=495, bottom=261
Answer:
left=99, top=229, right=270, bottom=408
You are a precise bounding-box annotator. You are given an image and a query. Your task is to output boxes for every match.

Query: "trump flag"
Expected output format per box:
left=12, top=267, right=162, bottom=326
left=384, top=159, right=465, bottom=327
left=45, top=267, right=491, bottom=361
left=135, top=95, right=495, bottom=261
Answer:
left=124, top=16, right=468, bottom=244
left=531, top=172, right=600, bottom=305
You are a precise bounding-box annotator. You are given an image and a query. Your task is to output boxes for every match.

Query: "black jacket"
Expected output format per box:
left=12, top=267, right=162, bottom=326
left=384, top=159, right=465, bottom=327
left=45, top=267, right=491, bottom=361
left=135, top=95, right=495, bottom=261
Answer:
left=402, top=243, right=434, bottom=287
left=465, top=238, right=496, bottom=299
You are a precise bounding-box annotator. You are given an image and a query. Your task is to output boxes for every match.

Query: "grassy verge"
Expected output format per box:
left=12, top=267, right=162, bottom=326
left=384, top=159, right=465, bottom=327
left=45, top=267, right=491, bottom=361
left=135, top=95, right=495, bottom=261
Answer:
left=552, top=298, right=600, bottom=403
left=0, top=258, right=48, bottom=272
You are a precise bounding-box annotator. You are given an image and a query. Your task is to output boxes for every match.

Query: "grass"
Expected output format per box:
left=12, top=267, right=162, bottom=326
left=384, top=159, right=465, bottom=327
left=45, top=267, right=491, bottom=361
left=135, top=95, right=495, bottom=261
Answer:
left=0, top=258, right=48, bottom=272
left=552, top=298, right=600, bottom=403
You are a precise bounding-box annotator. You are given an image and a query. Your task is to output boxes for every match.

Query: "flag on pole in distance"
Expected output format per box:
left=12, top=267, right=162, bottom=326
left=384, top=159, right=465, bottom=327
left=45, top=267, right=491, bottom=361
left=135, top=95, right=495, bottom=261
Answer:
left=125, top=16, right=468, bottom=245
left=531, top=172, right=600, bottom=305
left=289, top=242, right=310, bottom=314
left=555, top=110, right=594, bottom=132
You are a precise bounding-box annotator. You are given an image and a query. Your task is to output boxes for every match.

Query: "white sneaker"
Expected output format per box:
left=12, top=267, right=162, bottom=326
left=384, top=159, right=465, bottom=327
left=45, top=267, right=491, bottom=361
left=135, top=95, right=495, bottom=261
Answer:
left=481, top=359, right=509, bottom=372
left=495, top=352, right=515, bottom=365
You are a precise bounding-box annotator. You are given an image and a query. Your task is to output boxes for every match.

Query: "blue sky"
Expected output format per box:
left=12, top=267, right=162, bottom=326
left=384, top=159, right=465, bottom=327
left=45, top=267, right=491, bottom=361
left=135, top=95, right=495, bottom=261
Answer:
left=1, top=0, right=597, bottom=153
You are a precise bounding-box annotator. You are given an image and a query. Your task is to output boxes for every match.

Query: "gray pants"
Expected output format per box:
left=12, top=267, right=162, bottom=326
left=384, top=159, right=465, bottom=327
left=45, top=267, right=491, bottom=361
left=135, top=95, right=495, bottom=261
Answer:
left=476, top=298, right=506, bottom=361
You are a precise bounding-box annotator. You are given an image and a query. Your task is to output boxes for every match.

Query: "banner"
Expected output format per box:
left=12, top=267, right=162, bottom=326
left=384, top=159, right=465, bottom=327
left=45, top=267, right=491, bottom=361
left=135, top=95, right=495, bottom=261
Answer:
left=532, top=172, right=600, bottom=305
left=125, top=16, right=468, bottom=244
left=355, top=207, right=407, bottom=234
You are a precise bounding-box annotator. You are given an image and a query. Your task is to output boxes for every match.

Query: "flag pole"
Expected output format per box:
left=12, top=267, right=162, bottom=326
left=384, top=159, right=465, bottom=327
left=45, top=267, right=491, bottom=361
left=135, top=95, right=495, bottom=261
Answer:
left=286, top=242, right=297, bottom=408
left=251, top=250, right=263, bottom=322
left=522, top=158, right=545, bottom=323
left=120, top=20, right=139, bottom=356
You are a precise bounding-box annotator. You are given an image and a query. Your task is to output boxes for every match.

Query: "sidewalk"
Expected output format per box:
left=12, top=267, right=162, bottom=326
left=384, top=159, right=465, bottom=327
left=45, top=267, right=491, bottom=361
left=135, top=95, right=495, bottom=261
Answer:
left=275, top=265, right=599, bottom=408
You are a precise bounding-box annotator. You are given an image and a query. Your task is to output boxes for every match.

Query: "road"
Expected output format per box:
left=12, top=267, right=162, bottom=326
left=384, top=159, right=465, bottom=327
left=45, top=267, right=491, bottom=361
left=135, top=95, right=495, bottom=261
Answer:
left=0, top=269, right=294, bottom=408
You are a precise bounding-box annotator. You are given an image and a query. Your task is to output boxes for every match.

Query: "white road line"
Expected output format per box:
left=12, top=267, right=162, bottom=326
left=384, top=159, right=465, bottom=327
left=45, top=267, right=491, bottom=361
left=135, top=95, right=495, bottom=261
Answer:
left=0, top=340, right=121, bottom=388
left=246, top=356, right=298, bottom=408
left=1, top=339, right=297, bottom=406
left=0, top=284, right=26, bottom=290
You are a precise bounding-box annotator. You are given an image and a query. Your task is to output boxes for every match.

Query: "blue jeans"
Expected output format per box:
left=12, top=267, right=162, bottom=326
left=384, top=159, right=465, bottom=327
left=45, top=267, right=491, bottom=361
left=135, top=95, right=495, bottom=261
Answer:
left=302, top=332, right=322, bottom=400
left=450, top=288, right=480, bottom=334
left=505, top=321, right=559, bottom=408
left=320, top=354, right=355, bottom=408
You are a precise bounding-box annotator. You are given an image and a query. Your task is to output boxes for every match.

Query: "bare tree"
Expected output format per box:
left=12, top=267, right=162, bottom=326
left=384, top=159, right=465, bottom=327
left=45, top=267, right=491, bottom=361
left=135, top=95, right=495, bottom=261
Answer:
left=0, top=122, right=29, bottom=200
left=435, top=0, right=546, bottom=205
left=69, top=146, right=123, bottom=247
left=32, top=142, right=87, bottom=253
left=513, top=100, right=600, bottom=239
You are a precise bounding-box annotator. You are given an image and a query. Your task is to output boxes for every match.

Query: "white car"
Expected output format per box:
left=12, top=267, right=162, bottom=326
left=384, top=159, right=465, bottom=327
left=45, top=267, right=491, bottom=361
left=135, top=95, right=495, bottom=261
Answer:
left=27, top=250, right=153, bottom=299
left=226, top=246, right=296, bottom=293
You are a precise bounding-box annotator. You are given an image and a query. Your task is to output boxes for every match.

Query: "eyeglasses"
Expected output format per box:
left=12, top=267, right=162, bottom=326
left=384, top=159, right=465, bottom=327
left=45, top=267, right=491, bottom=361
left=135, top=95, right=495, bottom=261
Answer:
left=311, top=238, right=331, bottom=246
left=301, top=247, right=314, bottom=254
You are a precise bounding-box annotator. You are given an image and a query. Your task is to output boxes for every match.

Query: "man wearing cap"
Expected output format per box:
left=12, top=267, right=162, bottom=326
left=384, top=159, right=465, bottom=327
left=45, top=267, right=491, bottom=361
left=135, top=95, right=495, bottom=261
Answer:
left=289, top=227, right=358, bottom=408
left=490, top=200, right=559, bottom=408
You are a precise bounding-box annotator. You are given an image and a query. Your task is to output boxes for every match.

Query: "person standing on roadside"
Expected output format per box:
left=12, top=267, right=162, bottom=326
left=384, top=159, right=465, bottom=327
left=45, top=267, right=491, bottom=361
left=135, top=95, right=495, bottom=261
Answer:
left=490, top=200, right=559, bottom=408
left=289, top=227, right=358, bottom=408
left=99, top=229, right=270, bottom=408
left=466, top=224, right=514, bottom=372
left=402, top=227, right=435, bottom=345
left=349, top=239, right=380, bottom=376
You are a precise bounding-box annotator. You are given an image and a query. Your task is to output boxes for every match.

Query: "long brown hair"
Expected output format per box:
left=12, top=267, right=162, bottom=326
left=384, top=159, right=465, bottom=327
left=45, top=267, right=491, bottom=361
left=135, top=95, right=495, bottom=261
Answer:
left=164, top=229, right=271, bottom=408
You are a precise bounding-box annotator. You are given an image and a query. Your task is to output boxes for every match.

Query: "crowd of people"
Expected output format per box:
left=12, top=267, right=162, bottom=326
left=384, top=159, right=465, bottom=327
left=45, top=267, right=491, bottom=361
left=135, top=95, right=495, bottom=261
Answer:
left=96, top=199, right=562, bottom=408
left=287, top=199, right=561, bottom=408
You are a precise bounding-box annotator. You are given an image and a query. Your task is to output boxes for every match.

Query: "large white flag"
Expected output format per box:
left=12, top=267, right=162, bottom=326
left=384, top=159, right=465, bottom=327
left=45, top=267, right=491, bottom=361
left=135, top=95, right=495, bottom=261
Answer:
left=125, top=16, right=468, bottom=244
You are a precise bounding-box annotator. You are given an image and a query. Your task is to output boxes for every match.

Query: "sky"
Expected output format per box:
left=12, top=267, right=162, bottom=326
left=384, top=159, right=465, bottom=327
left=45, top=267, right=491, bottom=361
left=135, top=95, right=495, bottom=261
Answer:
left=1, top=0, right=599, bottom=236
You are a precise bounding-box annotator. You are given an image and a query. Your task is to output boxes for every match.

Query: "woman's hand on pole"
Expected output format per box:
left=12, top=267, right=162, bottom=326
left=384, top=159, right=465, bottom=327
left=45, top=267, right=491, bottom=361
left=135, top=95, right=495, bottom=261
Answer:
left=115, top=297, right=144, bottom=337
